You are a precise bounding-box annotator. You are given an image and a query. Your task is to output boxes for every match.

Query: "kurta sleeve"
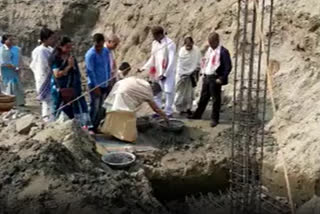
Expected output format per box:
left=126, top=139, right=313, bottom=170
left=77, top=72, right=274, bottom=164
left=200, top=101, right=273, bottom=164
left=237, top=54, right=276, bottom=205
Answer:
left=0, top=47, right=11, bottom=66
left=0, top=47, right=4, bottom=66
left=163, top=42, right=176, bottom=77
left=195, top=47, right=201, bottom=69
left=39, top=52, right=51, bottom=75
left=176, top=47, right=183, bottom=76
left=142, top=42, right=156, bottom=72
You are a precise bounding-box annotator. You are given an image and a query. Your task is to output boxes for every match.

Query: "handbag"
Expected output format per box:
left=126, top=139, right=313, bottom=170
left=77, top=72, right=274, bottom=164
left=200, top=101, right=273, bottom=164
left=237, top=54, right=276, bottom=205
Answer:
left=190, top=74, right=197, bottom=88
left=59, top=87, right=75, bottom=103
left=190, top=69, right=200, bottom=88
left=54, top=60, right=76, bottom=103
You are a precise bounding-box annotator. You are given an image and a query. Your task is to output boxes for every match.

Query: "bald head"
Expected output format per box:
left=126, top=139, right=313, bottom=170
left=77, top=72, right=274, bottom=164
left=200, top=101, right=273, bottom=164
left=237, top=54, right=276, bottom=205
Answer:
left=208, top=32, right=220, bottom=50
left=106, top=34, right=120, bottom=50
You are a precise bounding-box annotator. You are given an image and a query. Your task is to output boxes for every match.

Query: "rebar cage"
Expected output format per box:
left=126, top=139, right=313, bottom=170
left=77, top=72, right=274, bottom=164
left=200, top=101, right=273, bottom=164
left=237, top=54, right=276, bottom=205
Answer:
left=229, top=0, right=289, bottom=213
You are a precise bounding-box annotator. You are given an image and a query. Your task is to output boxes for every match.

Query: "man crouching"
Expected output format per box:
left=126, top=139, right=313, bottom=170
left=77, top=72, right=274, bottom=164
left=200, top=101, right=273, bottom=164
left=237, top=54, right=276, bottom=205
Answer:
left=102, top=77, right=168, bottom=142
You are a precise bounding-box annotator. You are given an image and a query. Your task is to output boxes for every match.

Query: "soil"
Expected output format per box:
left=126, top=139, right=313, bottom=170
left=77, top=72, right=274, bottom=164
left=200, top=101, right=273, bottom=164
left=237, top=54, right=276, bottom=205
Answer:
left=0, top=97, right=233, bottom=214
left=0, top=116, right=168, bottom=214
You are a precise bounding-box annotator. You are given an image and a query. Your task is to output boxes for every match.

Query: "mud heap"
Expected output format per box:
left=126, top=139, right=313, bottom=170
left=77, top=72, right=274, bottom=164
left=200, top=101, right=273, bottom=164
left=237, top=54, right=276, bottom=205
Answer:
left=0, top=111, right=166, bottom=214
left=0, top=108, right=235, bottom=214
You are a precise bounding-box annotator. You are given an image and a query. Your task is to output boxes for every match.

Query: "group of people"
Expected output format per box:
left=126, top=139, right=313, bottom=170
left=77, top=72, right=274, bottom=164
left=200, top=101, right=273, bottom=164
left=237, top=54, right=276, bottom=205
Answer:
left=0, top=25, right=232, bottom=136
left=29, top=29, right=130, bottom=133
left=138, top=26, right=232, bottom=127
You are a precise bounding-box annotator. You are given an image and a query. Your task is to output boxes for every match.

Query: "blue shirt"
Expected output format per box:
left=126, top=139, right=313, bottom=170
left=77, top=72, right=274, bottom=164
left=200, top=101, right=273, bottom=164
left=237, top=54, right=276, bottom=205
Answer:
left=11, top=46, right=20, bottom=67
left=85, top=47, right=111, bottom=88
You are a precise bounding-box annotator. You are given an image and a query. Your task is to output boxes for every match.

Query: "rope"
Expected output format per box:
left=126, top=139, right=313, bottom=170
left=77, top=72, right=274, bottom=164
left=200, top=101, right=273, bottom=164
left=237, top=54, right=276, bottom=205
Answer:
left=51, top=76, right=116, bottom=118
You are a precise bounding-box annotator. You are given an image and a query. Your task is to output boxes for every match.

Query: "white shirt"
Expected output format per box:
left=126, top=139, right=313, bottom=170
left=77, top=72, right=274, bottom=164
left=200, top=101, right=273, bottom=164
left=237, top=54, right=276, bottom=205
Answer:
left=202, top=46, right=221, bottom=75
left=104, top=77, right=153, bottom=112
left=30, top=44, right=53, bottom=93
left=177, top=45, right=201, bottom=77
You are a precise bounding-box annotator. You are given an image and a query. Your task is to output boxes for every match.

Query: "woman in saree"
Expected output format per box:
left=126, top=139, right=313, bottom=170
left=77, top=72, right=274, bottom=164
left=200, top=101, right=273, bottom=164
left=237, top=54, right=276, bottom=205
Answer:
left=50, top=36, right=92, bottom=129
left=0, top=35, right=25, bottom=106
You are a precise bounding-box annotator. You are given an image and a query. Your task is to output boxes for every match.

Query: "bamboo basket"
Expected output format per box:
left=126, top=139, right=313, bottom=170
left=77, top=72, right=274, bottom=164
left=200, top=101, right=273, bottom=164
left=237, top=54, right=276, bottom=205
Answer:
left=0, top=94, right=15, bottom=103
left=0, top=94, right=15, bottom=112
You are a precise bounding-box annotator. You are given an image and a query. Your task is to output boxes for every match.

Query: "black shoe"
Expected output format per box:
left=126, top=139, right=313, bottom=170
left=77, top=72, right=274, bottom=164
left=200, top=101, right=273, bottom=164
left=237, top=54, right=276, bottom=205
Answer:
left=210, top=120, right=219, bottom=127
left=186, top=109, right=193, bottom=117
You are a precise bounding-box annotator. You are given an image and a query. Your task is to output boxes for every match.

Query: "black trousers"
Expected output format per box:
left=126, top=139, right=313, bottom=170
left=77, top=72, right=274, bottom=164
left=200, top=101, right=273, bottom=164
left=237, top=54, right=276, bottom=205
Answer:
left=193, top=75, right=222, bottom=122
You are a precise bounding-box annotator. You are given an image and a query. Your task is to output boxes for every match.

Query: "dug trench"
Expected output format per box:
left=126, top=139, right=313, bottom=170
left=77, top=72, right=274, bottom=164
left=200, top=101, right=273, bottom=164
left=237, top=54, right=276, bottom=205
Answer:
left=96, top=112, right=294, bottom=213
left=96, top=116, right=233, bottom=213
left=149, top=169, right=229, bottom=213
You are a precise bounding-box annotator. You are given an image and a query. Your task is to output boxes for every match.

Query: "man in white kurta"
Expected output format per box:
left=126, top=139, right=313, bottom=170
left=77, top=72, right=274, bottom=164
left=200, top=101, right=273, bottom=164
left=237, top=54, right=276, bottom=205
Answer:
left=140, top=26, right=176, bottom=116
left=29, top=28, right=55, bottom=122
left=174, top=37, right=201, bottom=115
left=105, top=77, right=156, bottom=112
left=103, top=77, right=168, bottom=141
left=30, top=44, right=53, bottom=121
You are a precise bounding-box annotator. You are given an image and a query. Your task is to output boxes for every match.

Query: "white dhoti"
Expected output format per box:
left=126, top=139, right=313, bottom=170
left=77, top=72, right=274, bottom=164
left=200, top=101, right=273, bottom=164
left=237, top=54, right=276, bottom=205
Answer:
left=42, top=96, right=54, bottom=122
left=174, top=75, right=194, bottom=112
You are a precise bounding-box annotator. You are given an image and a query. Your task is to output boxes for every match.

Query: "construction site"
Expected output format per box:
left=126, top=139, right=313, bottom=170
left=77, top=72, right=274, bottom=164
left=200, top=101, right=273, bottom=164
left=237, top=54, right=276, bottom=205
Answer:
left=0, top=0, right=320, bottom=213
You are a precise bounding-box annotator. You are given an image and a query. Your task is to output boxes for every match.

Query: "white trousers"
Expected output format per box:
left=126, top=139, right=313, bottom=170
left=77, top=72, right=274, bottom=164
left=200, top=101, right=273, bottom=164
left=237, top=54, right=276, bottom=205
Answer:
left=154, top=92, right=175, bottom=116
left=41, top=97, right=54, bottom=122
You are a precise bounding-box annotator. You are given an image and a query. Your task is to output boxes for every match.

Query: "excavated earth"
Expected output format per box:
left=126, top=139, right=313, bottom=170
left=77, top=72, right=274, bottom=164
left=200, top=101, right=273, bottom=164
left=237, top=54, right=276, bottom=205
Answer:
left=0, top=107, right=234, bottom=214
left=0, top=111, right=166, bottom=214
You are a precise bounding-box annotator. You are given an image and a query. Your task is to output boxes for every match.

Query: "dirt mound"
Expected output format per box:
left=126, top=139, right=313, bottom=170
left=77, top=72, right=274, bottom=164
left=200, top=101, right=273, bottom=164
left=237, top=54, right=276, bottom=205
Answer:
left=0, top=112, right=166, bottom=214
